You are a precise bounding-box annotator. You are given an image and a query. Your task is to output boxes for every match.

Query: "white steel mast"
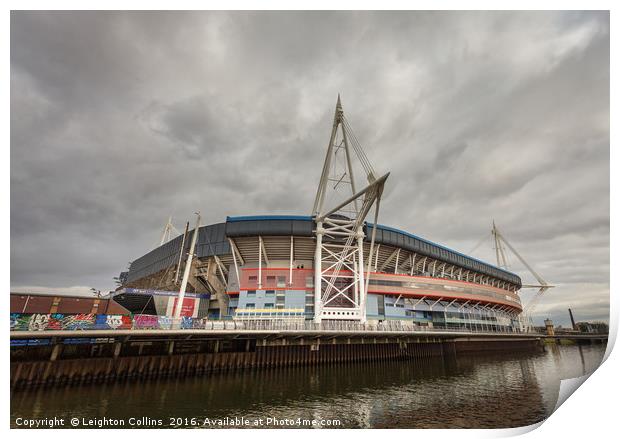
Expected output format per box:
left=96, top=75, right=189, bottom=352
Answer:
left=174, top=212, right=201, bottom=320
left=159, top=216, right=181, bottom=247
left=492, top=222, right=554, bottom=330
left=312, top=96, right=388, bottom=323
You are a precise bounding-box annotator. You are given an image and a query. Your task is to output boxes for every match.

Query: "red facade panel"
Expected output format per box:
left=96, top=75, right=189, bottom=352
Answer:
left=56, top=297, right=95, bottom=314
left=10, top=295, right=28, bottom=313
left=240, top=268, right=313, bottom=290
left=20, top=295, right=55, bottom=314
left=10, top=294, right=132, bottom=315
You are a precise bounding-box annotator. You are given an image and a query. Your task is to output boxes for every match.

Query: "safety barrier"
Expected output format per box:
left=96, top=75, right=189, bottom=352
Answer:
left=10, top=313, right=133, bottom=331
left=10, top=312, right=528, bottom=334
left=9, top=313, right=209, bottom=331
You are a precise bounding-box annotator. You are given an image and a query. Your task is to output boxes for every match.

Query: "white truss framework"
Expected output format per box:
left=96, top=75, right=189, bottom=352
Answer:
left=312, top=96, right=389, bottom=322
left=492, top=222, right=554, bottom=331
left=158, top=216, right=181, bottom=247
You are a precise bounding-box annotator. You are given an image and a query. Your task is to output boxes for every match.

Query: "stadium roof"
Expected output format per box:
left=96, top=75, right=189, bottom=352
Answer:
left=225, top=215, right=521, bottom=285
left=127, top=215, right=521, bottom=286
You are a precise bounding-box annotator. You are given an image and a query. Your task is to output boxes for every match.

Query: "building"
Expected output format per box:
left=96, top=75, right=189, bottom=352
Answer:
left=544, top=318, right=555, bottom=336
left=116, top=215, right=522, bottom=330
left=10, top=292, right=129, bottom=316
left=576, top=321, right=609, bottom=334
left=114, top=97, right=524, bottom=331
left=10, top=292, right=132, bottom=331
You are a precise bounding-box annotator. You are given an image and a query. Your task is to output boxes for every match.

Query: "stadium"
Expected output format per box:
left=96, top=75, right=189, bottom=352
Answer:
left=113, top=97, right=524, bottom=331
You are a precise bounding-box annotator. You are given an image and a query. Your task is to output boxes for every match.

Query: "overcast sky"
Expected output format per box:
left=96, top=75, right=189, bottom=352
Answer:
left=11, top=11, right=609, bottom=326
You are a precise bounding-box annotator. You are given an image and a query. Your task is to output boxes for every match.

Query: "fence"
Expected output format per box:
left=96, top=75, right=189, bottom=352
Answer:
left=203, top=319, right=528, bottom=334
left=10, top=312, right=531, bottom=335
left=10, top=313, right=203, bottom=332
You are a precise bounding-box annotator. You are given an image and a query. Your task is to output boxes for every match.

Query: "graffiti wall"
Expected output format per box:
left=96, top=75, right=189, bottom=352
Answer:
left=60, top=314, right=96, bottom=330
left=9, top=313, right=206, bottom=331
left=95, top=314, right=132, bottom=329
left=132, top=315, right=201, bottom=329
left=132, top=314, right=159, bottom=329
left=10, top=314, right=32, bottom=331
left=10, top=313, right=133, bottom=331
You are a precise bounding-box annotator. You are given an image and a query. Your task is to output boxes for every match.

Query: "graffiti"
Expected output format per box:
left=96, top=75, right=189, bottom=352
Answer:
left=29, top=314, right=50, bottom=331
left=9, top=313, right=206, bottom=331
left=93, top=314, right=132, bottom=330
left=133, top=314, right=160, bottom=329
left=106, top=315, right=131, bottom=329
left=10, top=314, right=31, bottom=331
left=157, top=316, right=172, bottom=329
left=11, top=313, right=61, bottom=331
left=60, top=314, right=96, bottom=330
left=47, top=314, right=64, bottom=330
left=106, top=315, right=124, bottom=329
left=10, top=313, right=134, bottom=331
left=181, top=317, right=196, bottom=329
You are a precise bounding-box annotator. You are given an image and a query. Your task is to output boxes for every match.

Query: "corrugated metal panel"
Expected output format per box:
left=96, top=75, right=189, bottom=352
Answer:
left=10, top=295, right=27, bottom=313
left=196, top=222, right=229, bottom=257
left=20, top=295, right=55, bottom=314
left=10, top=294, right=129, bottom=315
left=227, top=215, right=313, bottom=222
left=225, top=216, right=314, bottom=237
left=366, top=223, right=521, bottom=286
left=126, top=222, right=229, bottom=283
left=56, top=297, right=93, bottom=314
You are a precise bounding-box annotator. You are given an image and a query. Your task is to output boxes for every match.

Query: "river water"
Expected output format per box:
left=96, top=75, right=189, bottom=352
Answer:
left=10, top=343, right=606, bottom=429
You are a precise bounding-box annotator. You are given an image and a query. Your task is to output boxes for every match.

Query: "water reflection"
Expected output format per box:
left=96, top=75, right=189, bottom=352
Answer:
left=11, top=344, right=606, bottom=429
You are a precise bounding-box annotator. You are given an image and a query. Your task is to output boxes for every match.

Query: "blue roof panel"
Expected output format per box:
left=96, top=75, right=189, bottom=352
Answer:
left=368, top=223, right=518, bottom=279
left=227, top=215, right=313, bottom=222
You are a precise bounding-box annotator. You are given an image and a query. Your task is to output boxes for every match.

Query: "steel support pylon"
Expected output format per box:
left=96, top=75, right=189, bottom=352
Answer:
left=158, top=216, right=181, bottom=247
left=312, top=96, right=388, bottom=323
left=492, top=222, right=554, bottom=332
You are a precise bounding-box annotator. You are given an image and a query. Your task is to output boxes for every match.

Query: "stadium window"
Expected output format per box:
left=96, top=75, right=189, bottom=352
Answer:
left=246, top=303, right=255, bottom=309
left=277, top=276, right=286, bottom=287
left=249, top=276, right=258, bottom=285
left=264, top=303, right=274, bottom=309
left=266, top=276, right=276, bottom=285
left=247, top=290, right=256, bottom=297
left=306, top=277, right=314, bottom=287
left=265, top=290, right=275, bottom=297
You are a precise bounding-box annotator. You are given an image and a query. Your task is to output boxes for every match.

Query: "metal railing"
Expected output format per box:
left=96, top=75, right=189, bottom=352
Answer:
left=197, top=319, right=529, bottom=334
left=10, top=313, right=532, bottom=335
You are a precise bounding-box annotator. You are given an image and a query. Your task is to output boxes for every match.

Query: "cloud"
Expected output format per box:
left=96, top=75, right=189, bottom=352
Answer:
left=11, top=11, right=609, bottom=321
left=10, top=285, right=96, bottom=296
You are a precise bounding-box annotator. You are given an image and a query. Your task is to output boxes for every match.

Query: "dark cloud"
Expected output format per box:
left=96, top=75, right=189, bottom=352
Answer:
left=10, top=11, right=609, bottom=326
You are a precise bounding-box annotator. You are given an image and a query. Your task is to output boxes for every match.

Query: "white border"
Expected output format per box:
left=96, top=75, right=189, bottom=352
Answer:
left=3, top=2, right=616, bottom=438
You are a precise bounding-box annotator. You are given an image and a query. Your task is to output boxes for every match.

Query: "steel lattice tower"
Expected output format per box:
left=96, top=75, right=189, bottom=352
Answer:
left=312, top=96, right=389, bottom=323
